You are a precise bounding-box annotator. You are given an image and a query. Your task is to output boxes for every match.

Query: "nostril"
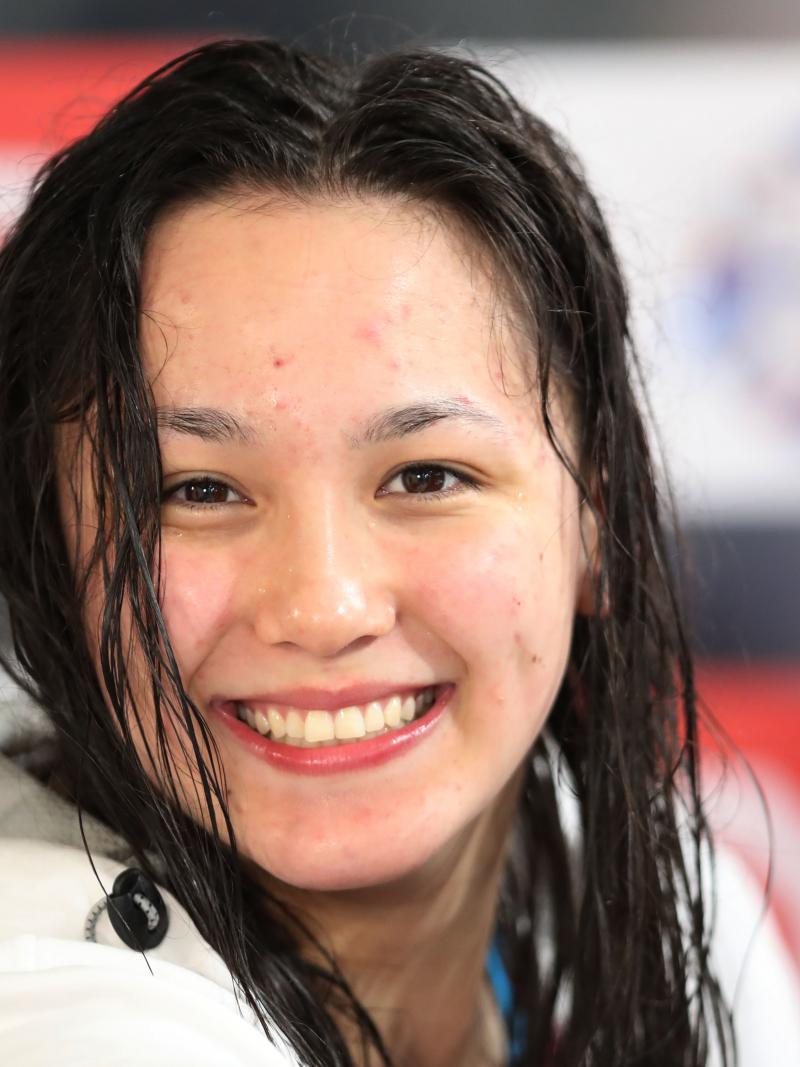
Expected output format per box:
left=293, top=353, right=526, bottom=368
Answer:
left=340, top=634, right=381, bottom=656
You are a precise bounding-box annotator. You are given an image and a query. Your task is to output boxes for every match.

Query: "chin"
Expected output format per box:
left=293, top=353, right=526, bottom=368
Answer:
left=241, top=821, right=455, bottom=893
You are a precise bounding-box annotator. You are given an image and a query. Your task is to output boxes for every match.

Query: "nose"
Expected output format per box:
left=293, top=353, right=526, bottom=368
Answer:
left=250, top=495, right=396, bottom=659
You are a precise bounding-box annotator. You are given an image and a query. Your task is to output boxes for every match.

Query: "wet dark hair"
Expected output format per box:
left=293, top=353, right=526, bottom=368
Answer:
left=0, top=38, right=734, bottom=1066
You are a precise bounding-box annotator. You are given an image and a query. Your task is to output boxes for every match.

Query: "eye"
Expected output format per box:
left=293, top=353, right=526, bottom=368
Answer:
left=378, top=464, right=479, bottom=500
left=162, top=476, right=247, bottom=509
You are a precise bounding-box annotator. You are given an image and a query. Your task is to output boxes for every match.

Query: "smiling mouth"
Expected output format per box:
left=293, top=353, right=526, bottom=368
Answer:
left=233, top=686, right=440, bottom=748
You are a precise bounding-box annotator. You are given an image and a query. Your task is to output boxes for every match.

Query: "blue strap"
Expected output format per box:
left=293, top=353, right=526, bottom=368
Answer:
left=486, top=940, right=527, bottom=1060
left=486, top=940, right=513, bottom=1017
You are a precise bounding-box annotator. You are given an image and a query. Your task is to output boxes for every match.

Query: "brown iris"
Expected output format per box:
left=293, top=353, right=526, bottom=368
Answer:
left=400, top=466, right=446, bottom=493
left=181, top=478, right=230, bottom=504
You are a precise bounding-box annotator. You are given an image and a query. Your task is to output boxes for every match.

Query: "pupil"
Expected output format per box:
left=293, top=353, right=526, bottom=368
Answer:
left=402, top=467, right=445, bottom=493
left=185, top=479, right=227, bottom=504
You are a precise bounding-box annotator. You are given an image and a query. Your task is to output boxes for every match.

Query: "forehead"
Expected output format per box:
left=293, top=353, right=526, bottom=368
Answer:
left=139, top=194, right=535, bottom=432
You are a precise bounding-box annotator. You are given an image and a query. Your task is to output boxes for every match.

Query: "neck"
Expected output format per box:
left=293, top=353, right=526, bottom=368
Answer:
left=263, top=771, right=523, bottom=1067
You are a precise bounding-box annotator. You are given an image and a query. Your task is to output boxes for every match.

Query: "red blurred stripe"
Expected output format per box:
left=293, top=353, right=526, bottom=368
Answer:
left=697, top=662, right=800, bottom=781
left=0, top=38, right=201, bottom=146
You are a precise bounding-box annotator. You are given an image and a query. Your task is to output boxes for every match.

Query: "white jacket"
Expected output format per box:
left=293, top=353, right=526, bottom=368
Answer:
left=1, top=680, right=799, bottom=1066
left=0, top=686, right=298, bottom=1066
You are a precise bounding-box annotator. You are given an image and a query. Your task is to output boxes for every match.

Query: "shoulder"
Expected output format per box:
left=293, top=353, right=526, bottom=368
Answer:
left=0, top=837, right=303, bottom=1065
left=0, top=678, right=299, bottom=1064
left=0, top=722, right=302, bottom=1067
left=0, top=837, right=301, bottom=1066
left=0, top=936, right=297, bottom=1065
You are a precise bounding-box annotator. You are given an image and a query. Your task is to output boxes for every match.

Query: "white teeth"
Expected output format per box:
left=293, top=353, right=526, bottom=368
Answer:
left=235, top=686, right=441, bottom=746
left=383, top=695, right=402, bottom=727
left=364, top=701, right=385, bottom=733
left=267, top=708, right=286, bottom=738
left=285, top=710, right=305, bottom=739
left=305, top=710, right=335, bottom=743
left=334, top=706, right=366, bottom=739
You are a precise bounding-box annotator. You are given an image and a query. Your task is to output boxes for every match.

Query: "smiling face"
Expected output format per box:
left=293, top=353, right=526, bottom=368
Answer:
left=86, top=194, right=589, bottom=891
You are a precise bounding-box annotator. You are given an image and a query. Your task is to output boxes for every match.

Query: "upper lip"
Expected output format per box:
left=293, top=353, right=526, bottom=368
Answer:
left=218, top=681, right=440, bottom=712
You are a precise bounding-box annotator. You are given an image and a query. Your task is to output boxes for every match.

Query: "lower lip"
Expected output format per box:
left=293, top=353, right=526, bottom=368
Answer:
left=214, top=685, right=454, bottom=776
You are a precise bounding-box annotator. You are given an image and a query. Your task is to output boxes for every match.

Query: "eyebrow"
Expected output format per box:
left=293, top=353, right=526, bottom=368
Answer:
left=155, top=398, right=509, bottom=447
left=347, top=398, right=510, bottom=448
left=156, top=406, right=260, bottom=444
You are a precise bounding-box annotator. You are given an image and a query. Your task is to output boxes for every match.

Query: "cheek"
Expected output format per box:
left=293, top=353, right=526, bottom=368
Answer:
left=399, top=523, right=539, bottom=652
left=159, top=543, right=239, bottom=674
left=398, top=518, right=578, bottom=678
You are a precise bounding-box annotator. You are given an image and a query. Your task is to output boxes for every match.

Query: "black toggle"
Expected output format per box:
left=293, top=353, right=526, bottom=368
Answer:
left=107, top=867, right=169, bottom=950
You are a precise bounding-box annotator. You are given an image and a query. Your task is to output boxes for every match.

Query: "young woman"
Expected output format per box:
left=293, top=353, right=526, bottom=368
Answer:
left=0, top=38, right=735, bottom=1066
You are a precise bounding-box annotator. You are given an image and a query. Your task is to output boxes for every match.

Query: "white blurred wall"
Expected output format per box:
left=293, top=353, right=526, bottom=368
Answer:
left=476, top=43, right=800, bottom=523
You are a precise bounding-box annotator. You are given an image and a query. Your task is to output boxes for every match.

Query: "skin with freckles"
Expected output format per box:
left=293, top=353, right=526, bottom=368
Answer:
left=63, top=193, right=594, bottom=1067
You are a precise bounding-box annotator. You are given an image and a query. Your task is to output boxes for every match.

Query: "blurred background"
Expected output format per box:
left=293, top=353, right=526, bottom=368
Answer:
left=0, top=0, right=798, bottom=1043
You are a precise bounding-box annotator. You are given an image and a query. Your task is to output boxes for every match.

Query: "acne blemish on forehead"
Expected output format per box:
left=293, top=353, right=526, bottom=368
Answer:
left=272, top=357, right=291, bottom=369
left=354, top=320, right=385, bottom=347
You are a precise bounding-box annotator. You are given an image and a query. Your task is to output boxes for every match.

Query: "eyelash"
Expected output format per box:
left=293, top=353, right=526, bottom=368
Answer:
left=161, top=479, right=246, bottom=511
left=162, top=464, right=480, bottom=511
left=378, top=464, right=480, bottom=501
